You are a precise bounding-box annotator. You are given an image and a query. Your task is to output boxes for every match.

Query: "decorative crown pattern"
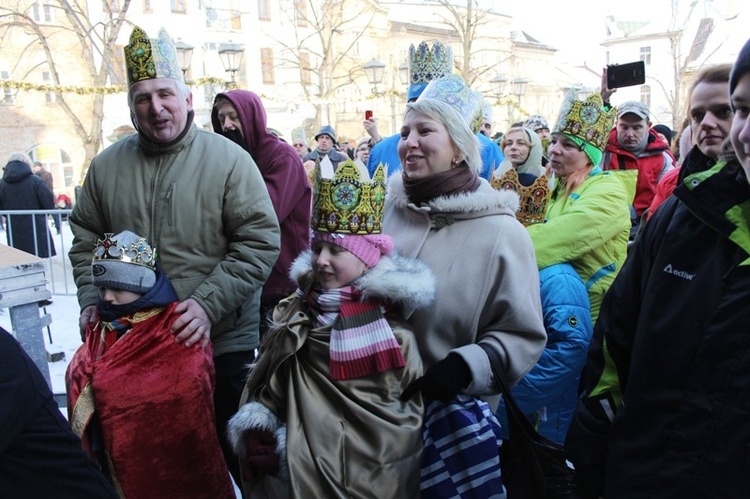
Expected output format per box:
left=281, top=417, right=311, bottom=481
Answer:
left=409, top=41, right=453, bottom=85
left=93, top=233, right=157, bottom=269
left=418, top=74, right=483, bottom=132
left=490, top=169, right=552, bottom=226
left=124, top=26, right=183, bottom=87
left=311, top=158, right=387, bottom=235
left=553, top=91, right=615, bottom=152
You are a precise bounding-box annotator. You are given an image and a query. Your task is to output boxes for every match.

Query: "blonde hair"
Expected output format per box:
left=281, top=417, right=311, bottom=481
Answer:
left=405, top=99, right=482, bottom=173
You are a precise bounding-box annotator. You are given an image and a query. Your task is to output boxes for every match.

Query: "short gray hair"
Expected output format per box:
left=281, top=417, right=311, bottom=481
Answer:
left=127, top=78, right=191, bottom=109
left=405, top=99, right=482, bottom=173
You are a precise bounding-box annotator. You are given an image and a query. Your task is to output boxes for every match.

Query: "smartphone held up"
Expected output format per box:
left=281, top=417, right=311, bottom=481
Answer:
left=606, top=61, right=646, bottom=89
left=365, top=110, right=373, bottom=120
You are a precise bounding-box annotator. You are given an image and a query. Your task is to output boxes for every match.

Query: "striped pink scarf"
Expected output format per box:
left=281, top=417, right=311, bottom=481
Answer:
left=304, top=286, right=405, bottom=380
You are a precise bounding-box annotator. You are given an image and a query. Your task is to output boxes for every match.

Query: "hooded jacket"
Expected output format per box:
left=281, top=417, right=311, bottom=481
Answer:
left=212, top=90, right=312, bottom=304
left=603, top=128, right=675, bottom=216
left=567, top=160, right=750, bottom=498
left=69, top=122, right=280, bottom=356
left=0, top=160, right=56, bottom=257
left=229, top=251, right=436, bottom=498
left=383, top=176, right=546, bottom=397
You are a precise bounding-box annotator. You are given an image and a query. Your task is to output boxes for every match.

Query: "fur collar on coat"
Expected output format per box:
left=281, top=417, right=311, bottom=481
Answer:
left=386, top=174, right=520, bottom=216
left=289, top=249, right=436, bottom=312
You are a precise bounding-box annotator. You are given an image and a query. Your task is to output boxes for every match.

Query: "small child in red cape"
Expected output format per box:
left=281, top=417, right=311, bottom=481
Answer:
left=65, top=230, right=235, bottom=499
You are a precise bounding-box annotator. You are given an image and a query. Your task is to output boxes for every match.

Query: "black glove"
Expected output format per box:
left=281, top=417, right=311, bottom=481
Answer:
left=401, top=353, right=472, bottom=403
left=241, top=429, right=279, bottom=481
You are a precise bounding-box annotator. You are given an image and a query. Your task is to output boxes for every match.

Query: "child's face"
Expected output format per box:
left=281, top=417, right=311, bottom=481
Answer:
left=311, top=241, right=368, bottom=290
left=99, top=288, right=143, bottom=305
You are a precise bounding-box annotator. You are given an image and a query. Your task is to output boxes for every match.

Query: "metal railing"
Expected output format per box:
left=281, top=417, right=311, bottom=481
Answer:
left=1, top=209, right=76, bottom=295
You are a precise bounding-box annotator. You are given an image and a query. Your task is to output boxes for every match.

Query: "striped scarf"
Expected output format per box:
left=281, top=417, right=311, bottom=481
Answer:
left=304, top=286, right=405, bottom=380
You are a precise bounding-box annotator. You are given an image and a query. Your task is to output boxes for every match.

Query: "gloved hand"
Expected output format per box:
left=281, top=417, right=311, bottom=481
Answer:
left=401, top=353, right=472, bottom=403
left=241, top=429, right=279, bottom=481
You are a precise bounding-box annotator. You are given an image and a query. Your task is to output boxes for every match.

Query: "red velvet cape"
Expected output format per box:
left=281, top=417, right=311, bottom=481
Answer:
left=66, top=303, right=234, bottom=499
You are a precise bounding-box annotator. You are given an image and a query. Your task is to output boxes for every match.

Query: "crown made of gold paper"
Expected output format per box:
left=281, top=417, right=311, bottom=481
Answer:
left=490, top=169, right=552, bottom=226
left=124, top=26, right=183, bottom=87
left=311, top=157, right=387, bottom=235
left=417, top=74, right=483, bottom=132
left=553, top=91, right=615, bottom=152
left=92, top=232, right=157, bottom=269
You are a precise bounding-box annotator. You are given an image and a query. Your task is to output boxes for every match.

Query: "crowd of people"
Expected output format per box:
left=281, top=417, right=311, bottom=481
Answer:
left=2, top=23, right=750, bottom=499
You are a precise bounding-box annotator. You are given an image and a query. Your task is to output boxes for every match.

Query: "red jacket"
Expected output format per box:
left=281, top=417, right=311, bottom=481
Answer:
left=603, top=129, right=675, bottom=216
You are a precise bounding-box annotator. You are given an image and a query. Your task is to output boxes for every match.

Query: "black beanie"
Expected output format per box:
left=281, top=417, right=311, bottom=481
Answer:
left=730, top=38, right=750, bottom=109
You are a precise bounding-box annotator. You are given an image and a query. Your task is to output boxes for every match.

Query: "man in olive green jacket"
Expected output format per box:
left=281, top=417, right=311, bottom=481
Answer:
left=68, top=26, right=280, bottom=486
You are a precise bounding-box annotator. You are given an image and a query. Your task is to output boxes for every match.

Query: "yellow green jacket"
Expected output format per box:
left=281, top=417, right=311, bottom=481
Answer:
left=527, top=168, right=636, bottom=322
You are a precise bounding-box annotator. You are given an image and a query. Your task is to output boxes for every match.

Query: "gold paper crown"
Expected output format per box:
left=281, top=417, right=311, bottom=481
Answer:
left=553, top=91, right=615, bottom=152
left=490, top=169, right=552, bottom=226
left=311, top=158, right=386, bottom=234
left=92, top=232, right=157, bottom=269
left=124, top=26, right=183, bottom=87
left=418, top=74, right=483, bottom=132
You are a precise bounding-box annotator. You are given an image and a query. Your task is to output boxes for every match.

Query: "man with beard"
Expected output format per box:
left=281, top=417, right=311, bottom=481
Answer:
left=212, top=90, right=312, bottom=337
left=601, top=100, right=675, bottom=236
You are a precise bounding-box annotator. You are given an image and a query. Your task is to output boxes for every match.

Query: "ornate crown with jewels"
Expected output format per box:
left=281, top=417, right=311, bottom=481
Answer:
left=553, top=91, right=615, bottom=152
left=407, top=40, right=454, bottom=100
left=92, top=232, right=157, bottom=269
left=311, top=157, right=387, bottom=235
left=491, top=169, right=553, bottom=226
left=418, top=74, right=484, bottom=132
left=124, top=26, right=183, bottom=87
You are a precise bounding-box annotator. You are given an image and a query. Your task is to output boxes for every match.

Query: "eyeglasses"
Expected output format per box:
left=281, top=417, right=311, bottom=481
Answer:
left=293, top=143, right=306, bottom=147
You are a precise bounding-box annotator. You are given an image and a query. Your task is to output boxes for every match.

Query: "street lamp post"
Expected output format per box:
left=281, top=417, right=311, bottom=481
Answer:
left=363, top=58, right=408, bottom=134
left=174, top=40, right=194, bottom=82
left=511, top=77, right=529, bottom=124
left=218, top=42, right=244, bottom=89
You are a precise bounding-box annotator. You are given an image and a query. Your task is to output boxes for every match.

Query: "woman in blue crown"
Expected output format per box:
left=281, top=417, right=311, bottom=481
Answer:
left=526, top=92, right=636, bottom=325
left=227, top=160, right=436, bottom=498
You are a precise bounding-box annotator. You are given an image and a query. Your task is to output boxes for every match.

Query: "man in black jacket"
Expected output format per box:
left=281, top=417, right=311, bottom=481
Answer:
left=0, top=327, right=117, bottom=498
left=567, top=38, right=750, bottom=498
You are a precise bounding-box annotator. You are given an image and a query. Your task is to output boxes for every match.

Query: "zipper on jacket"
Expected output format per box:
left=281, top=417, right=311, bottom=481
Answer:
left=149, top=159, right=162, bottom=239
left=166, top=181, right=175, bottom=227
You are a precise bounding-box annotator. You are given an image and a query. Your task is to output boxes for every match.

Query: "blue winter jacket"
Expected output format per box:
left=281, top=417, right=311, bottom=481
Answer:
left=495, top=263, right=593, bottom=445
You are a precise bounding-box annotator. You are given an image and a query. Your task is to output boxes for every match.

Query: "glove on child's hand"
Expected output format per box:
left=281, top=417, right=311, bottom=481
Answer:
left=241, top=429, right=279, bottom=481
left=400, top=353, right=472, bottom=403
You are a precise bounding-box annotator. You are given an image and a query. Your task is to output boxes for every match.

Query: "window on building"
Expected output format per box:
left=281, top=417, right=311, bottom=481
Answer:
left=640, top=85, right=651, bottom=109
left=171, top=0, right=186, bottom=13
left=258, top=0, right=271, bottom=20
left=294, top=0, right=307, bottom=27
left=42, top=71, right=55, bottom=103
left=109, top=45, right=127, bottom=86
left=32, top=1, right=54, bottom=23
left=143, top=0, right=152, bottom=12
left=261, top=48, right=275, bottom=84
left=231, top=9, right=242, bottom=30
left=1, top=71, right=15, bottom=104
left=299, top=52, right=312, bottom=85
left=640, top=46, right=651, bottom=65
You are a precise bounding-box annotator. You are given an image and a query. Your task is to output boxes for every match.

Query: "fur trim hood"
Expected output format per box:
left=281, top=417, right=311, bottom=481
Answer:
left=386, top=174, right=520, bottom=216
left=289, top=250, right=436, bottom=312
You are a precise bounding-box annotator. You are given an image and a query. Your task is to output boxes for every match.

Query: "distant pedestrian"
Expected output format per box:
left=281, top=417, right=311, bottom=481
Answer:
left=0, top=152, right=56, bottom=257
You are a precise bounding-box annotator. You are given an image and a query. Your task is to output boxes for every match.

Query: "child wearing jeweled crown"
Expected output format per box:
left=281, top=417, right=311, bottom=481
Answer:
left=65, top=230, right=235, bottom=499
left=226, top=161, right=436, bottom=498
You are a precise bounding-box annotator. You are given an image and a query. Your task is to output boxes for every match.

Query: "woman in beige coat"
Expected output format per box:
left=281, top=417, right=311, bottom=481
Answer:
left=386, top=77, right=546, bottom=406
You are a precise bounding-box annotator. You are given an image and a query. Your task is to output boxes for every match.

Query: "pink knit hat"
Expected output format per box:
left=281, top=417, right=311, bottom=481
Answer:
left=312, top=232, right=394, bottom=268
